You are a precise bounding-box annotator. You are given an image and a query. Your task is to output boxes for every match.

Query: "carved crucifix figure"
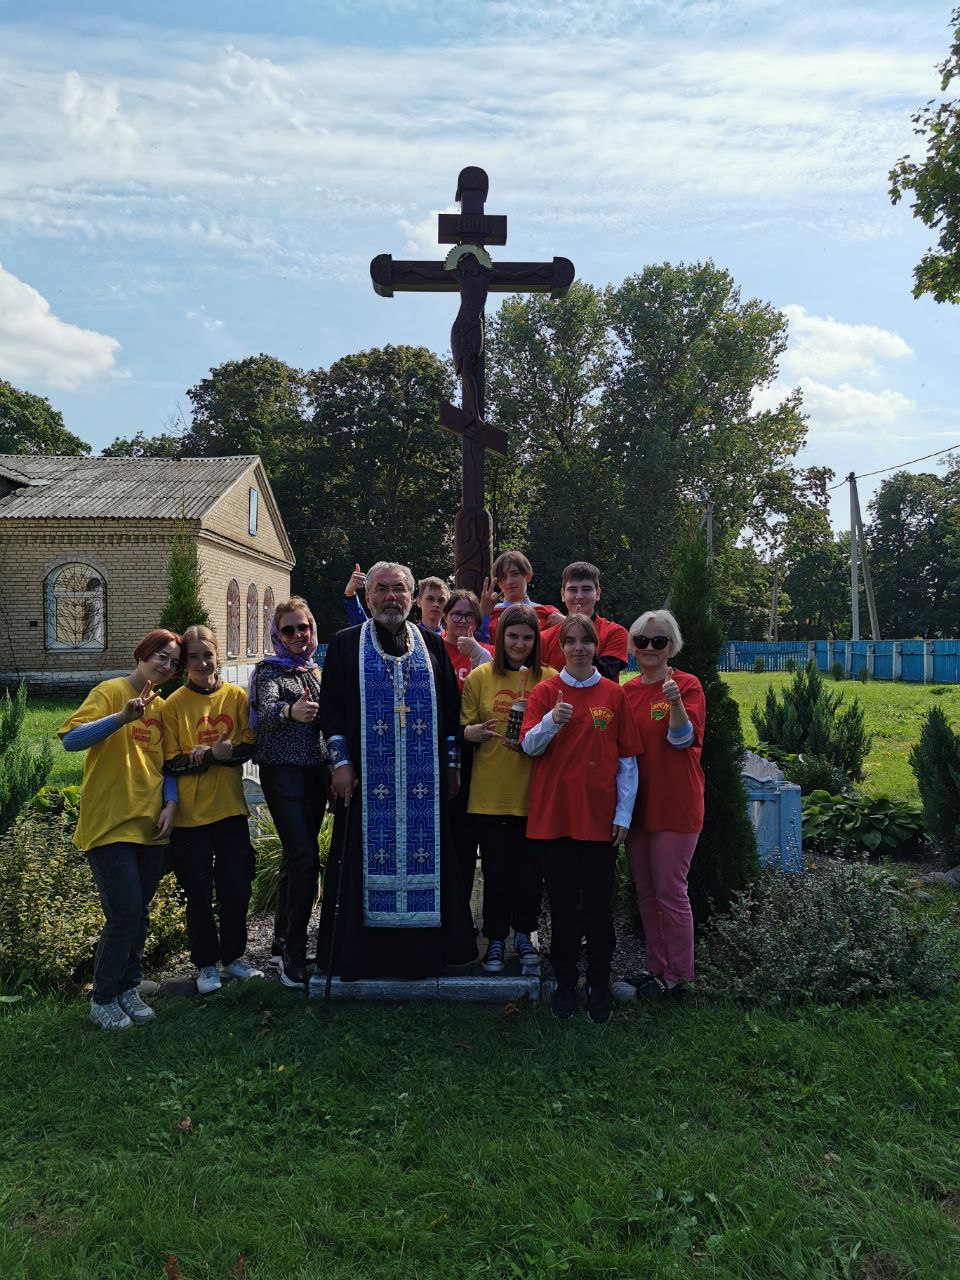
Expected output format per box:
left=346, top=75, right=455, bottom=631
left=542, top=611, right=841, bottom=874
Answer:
left=370, top=166, right=574, bottom=593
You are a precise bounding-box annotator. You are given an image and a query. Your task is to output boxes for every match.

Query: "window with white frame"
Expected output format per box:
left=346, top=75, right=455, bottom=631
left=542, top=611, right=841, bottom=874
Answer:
left=45, top=563, right=106, bottom=651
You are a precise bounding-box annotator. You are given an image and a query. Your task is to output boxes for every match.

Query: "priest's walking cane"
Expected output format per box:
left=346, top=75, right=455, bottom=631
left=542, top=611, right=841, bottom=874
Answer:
left=322, top=796, right=352, bottom=1016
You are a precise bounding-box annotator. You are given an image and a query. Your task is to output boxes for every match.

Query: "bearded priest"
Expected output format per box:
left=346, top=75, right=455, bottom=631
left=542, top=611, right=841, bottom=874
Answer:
left=316, top=560, right=477, bottom=980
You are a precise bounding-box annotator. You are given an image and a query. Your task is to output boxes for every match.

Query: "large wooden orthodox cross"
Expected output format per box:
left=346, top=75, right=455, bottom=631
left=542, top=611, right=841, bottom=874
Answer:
left=370, top=166, right=574, bottom=593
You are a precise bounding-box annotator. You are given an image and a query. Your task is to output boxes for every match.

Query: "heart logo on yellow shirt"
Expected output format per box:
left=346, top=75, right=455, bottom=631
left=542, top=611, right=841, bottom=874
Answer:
left=196, top=713, right=234, bottom=745
left=130, top=717, right=162, bottom=747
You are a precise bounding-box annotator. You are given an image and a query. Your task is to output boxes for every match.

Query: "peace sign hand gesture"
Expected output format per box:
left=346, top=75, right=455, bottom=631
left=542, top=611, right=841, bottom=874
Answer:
left=121, top=679, right=160, bottom=724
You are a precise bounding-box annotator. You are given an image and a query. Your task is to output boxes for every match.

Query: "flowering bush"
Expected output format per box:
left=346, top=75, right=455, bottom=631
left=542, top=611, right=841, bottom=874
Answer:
left=695, top=862, right=957, bottom=1006
left=0, top=808, right=185, bottom=991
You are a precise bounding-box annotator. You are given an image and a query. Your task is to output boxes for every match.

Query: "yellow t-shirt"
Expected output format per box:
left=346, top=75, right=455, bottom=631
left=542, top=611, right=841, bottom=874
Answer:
left=161, top=683, right=256, bottom=828
left=58, top=677, right=168, bottom=851
left=460, top=663, right=558, bottom=816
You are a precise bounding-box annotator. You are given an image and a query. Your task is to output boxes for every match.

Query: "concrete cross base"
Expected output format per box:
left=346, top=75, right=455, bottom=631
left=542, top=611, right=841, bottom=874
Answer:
left=307, top=973, right=540, bottom=1003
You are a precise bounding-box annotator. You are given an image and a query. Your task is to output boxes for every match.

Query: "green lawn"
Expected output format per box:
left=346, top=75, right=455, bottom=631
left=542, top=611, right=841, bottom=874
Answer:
left=719, top=673, right=960, bottom=802
left=2, top=987, right=959, bottom=1279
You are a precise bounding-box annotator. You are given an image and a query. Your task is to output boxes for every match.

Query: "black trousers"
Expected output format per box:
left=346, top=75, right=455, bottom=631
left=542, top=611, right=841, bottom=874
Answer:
left=541, top=838, right=617, bottom=989
left=259, top=763, right=329, bottom=967
left=86, top=842, right=165, bottom=1003
left=476, top=814, right=542, bottom=941
left=168, top=815, right=255, bottom=968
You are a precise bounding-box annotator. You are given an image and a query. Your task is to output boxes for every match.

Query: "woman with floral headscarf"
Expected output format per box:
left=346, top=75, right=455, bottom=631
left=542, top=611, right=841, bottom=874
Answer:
left=249, top=595, right=330, bottom=989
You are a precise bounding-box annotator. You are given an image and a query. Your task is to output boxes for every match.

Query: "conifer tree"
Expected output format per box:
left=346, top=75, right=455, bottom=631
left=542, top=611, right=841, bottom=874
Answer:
left=159, top=525, right=211, bottom=636
left=0, top=683, right=52, bottom=836
left=669, top=522, right=758, bottom=921
left=910, top=705, right=960, bottom=858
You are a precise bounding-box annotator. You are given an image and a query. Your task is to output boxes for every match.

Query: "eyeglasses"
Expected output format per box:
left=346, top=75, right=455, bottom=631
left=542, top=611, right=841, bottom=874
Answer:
left=448, top=612, right=477, bottom=623
left=632, top=635, right=670, bottom=650
left=280, top=623, right=311, bottom=638
left=153, top=651, right=181, bottom=669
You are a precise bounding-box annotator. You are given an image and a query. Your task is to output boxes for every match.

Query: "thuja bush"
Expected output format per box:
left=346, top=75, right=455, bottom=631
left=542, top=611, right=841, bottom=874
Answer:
left=0, top=683, right=52, bottom=838
left=751, top=660, right=871, bottom=782
left=910, top=705, right=960, bottom=860
left=0, top=808, right=185, bottom=991
left=696, top=862, right=957, bottom=1006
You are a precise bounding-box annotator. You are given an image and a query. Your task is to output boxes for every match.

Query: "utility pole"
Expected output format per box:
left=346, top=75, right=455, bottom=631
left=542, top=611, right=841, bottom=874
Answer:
left=851, top=474, right=880, bottom=641
left=849, top=471, right=859, bottom=641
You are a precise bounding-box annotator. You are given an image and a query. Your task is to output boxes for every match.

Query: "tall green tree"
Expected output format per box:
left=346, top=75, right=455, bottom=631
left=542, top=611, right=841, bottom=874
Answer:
left=669, top=520, right=758, bottom=922
left=159, top=526, right=211, bottom=637
left=101, top=430, right=184, bottom=458
left=0, top=381, right=89, bottom=456
left=889, top=7, right=960, bottom=303
left=865, top=470, right=951, bottom=635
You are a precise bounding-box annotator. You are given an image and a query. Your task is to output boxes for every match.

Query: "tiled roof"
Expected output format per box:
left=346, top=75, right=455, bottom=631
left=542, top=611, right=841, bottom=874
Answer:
left=0, top=455, right=258, bottom=519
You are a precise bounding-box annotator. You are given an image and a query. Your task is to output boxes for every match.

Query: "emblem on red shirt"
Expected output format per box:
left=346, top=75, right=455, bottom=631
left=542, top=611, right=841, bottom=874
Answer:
left=650, top=700, right=670, bottom=721
left=590, top=706, right=613, bottom=730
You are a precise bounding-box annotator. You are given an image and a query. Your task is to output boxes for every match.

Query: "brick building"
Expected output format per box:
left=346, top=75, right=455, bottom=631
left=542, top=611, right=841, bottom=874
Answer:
left=0, top=454, right=294, bottom=693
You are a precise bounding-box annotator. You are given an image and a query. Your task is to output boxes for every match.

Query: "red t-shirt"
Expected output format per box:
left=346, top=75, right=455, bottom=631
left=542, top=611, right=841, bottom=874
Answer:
left=486, top=601, right=557, bottom=643
left=521, top=674, right=643, bottom=842
left=623, top=670, right=706, bottom=833
left=540, top=613, right=629, bottom=673
left=442, top=637, right=494, bottom=690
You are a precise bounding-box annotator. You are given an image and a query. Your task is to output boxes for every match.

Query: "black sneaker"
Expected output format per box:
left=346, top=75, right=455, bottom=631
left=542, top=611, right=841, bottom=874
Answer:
left=636, top=976, right=684, bottom=1002
left=551, top=983, right=577, bottom=1020
left=278, top=954, right=307, bottom=989
left=586, top=984, right=612, bottom=1024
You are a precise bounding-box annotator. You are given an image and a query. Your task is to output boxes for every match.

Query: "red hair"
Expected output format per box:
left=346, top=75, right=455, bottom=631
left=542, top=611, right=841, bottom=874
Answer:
left=133, top=629, right=181, bottom=663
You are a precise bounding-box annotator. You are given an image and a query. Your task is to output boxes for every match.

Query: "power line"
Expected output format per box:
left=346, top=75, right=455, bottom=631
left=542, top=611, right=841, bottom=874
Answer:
left=827, top=443, right=960, bottom=490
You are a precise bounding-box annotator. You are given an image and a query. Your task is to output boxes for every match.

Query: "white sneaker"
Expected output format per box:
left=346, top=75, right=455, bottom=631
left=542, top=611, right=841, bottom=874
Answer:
left=220, top=960, right=263, bottom=981
left=90, top=998, right=133, bottom=1031
left=118, top=987, right=156, bottom=1023
left=196, top=965, right=222, bottom=996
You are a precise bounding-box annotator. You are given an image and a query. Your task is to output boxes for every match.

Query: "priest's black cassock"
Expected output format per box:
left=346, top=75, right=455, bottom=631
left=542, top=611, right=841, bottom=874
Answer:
left=316, top=620, right=477, bottom=979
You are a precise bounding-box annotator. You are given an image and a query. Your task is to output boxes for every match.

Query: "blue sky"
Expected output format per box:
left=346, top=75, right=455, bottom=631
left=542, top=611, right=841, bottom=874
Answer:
left=1, top=0, right=959, bottom=529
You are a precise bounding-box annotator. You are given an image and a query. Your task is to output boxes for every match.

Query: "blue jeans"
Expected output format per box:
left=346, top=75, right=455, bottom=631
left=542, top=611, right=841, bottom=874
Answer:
left=86, top=842, right=166, bottom=1003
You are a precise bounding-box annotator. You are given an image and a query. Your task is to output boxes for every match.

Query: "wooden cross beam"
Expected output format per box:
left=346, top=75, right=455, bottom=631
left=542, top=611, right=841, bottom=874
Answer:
left=369, top=166, right=575, bottom=591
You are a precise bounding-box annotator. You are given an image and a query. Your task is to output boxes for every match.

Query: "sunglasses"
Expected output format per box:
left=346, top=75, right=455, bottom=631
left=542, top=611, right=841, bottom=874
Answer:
left=632, top=635, right=670, bottom=650
left=280, top=623, right=311, bottom=638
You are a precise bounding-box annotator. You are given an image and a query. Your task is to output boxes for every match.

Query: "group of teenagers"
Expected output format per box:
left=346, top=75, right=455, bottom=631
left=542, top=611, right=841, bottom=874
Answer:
left=60, top=550, right=705, bottom=1030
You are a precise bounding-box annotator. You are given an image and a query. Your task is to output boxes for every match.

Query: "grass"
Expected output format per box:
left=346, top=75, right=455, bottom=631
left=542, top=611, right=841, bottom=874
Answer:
left=718, top=673, right=960, bottom=802
left=1, top=988, right=959, bottom=1278
left=21, top=697, right=82, bottom=788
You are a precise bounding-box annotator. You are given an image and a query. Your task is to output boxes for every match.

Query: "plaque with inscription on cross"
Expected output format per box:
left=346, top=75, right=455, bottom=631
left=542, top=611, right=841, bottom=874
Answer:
left=370, top=166, right=575, bottom=593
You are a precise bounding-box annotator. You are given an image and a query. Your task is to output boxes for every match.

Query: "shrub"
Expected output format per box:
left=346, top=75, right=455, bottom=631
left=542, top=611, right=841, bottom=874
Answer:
left=159, top=521, right=211, bottom=635
left=784, top=755, right=850, bottom=796
left=832, top=661, right=845, bottom=682
left=0, top=808, right=185, bottom=991
left=858, top=664, right=870, bottom=683
left=802, top=790, right=925, bottom=861
left=910, top=705, right=960, bottom=859
left=0, top=683, right=52, bottom=838
left=784, top=657, right=796, bottom=673
left=695, top=862, right=957, bottom=1005
left=751, top=660, right=871, bottom=781
left=753, top=656, right=765, bottom=674
left=250, top=810, right=332, bottom=914
left=669, top=522, right=758, bottom=921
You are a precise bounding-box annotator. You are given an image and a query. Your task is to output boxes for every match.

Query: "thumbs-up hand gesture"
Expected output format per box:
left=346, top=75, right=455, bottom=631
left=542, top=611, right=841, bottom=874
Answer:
left=344, top=563, right=366, bottom=598
left=290, top=680, right=319, bottom=723
left=551, top=690, right=573, bottom=726
left=662, top=667, right=681, bottom=706
left=456, top=635, right=480, bottom=657
left=210, top=726, right=233, bottom=761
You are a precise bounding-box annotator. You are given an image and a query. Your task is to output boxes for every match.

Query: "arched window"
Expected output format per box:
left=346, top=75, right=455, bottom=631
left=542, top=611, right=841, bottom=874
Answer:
left=246, top=583, right=259, bottom=656
left=226, top=579, right=240, bottom=657
left=263, top=586, right=275, bottom=654
left=45, top=563, right=106, bottom=651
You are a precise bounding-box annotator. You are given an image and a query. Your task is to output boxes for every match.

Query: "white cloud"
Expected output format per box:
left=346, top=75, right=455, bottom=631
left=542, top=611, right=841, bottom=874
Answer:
left=400, top=206, right=457, bottom=256
left=186, top=305, right=225, bottom=331
left=782, top=305, right=912, bottom=382
left=0, top=263, right=120, bottom=389
left=798, top=377, right=915, bottom=435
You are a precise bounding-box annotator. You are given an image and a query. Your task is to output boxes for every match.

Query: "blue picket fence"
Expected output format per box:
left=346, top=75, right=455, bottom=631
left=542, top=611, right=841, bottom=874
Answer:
left=718, top=639, right=960, bottom=684
left=316, top=639, right=960, bottom=683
